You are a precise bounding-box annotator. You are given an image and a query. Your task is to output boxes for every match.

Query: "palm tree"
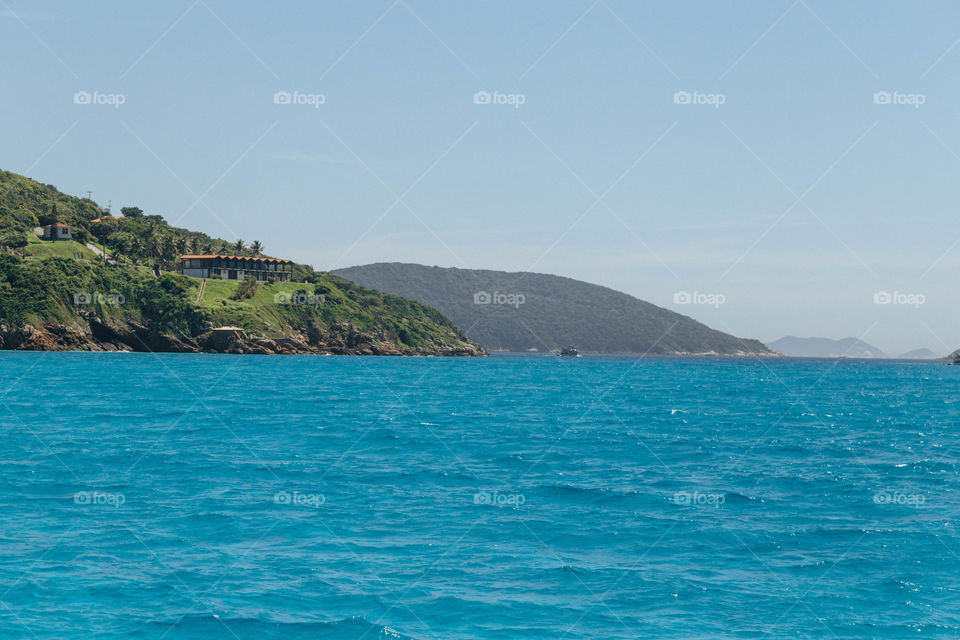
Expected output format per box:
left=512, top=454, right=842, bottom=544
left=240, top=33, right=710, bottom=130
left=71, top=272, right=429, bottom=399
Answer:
left=108, top=237, right=125, bottom=265
left=162, top=236, right=177, bottom=269
left=147, top=235, right=165, bottom=275
left=251, top=240, right=263, bottom=256
left=128, top=237, right=143, bottom=265
left=174, top=236, right=188, bottom=259
left=234, top=239, right=245, bottom=255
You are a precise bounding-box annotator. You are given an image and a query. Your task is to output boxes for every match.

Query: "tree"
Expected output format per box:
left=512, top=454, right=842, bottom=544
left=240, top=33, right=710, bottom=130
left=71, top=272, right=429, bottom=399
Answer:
left=234, top=239, right=245, bottom=254
left=139, top=274, right=208, bottom=335
left=147, top=235, right=165, bottom=275
left=38, top=203, right=59, bottom=227
left=121, top=206, right=143, bottom=217
left=162, top=236, right=177, bottom=269
left=106, top=232, right=132, bottom=264
left=91, top=217, right=119, bottom=243
left=0, top=232, right=28, bottom=250
left=251, top=240, right=263, bottom=256
left=127, top=237, right=144, bottom=265
left=234, top=275, right=258, bottom=301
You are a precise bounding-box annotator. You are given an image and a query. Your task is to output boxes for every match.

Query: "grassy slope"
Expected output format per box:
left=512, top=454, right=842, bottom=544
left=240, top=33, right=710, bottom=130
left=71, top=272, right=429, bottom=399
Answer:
left=23, top=237, right=98, bottom=260
left=193, top=276, right=469, bottom=348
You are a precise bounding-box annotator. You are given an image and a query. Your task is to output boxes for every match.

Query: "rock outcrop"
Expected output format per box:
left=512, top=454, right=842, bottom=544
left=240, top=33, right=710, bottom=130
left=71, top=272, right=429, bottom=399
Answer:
left=0, top=319, right=486, bottom=356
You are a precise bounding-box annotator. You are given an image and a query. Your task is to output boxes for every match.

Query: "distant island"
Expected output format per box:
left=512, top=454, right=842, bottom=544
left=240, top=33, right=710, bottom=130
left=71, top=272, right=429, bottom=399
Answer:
left=332, top=263, right=775, bottom=356
left=898, top=348, right=941, bottom=360
left=0, top=170, right=482, bottom=355
left=766, top=336, right=942, bottom=360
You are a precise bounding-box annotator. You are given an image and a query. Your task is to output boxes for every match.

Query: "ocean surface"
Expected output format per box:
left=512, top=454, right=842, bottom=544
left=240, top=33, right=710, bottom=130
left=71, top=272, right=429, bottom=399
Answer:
left=1, top=353, right=959, bottom=639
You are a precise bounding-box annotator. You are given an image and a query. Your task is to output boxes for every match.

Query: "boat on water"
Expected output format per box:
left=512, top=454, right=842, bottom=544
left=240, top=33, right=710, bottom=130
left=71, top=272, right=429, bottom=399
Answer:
left=559, top=345, right=581, bottom=357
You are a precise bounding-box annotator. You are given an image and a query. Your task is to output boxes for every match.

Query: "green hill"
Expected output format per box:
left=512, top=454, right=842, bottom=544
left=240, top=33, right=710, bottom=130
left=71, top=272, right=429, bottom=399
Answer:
left=0, top=171, right=481, bottom=355
left=332, top=263, right=775, bottom=356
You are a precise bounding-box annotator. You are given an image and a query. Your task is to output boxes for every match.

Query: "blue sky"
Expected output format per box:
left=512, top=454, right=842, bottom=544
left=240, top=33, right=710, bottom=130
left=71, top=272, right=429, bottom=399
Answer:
left=3, top=1, right=960, bottom=354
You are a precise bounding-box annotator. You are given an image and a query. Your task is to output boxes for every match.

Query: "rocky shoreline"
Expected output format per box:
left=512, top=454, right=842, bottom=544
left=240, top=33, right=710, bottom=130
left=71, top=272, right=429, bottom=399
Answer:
left=0, top=320, right=486, bottom=356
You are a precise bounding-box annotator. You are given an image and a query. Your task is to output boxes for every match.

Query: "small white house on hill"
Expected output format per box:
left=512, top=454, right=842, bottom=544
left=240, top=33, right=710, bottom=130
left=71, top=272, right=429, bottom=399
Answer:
left=39, top=224, right=72, bottom=241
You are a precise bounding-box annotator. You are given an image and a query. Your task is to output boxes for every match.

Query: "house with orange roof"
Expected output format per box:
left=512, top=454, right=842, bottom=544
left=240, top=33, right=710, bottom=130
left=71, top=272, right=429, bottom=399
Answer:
left=180, top=255, right=293, bottom=282
left=39, top=223, right=72, bottom=241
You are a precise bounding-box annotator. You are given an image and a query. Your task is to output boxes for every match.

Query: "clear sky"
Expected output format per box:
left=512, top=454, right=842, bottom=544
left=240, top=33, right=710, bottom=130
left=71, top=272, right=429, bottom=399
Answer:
left=2, top=1, right=959, bottom=355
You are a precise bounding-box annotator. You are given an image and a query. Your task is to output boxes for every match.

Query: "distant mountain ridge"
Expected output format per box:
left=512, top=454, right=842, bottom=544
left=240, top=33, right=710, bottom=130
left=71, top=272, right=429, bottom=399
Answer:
left=331, top=263, right=775, bottom=356
left=766, top=336, right=887, bottom=358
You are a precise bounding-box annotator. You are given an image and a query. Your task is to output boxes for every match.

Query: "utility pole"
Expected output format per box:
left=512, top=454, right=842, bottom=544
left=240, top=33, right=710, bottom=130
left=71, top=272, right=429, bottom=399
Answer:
left=86, top=191, right=92, bottom=200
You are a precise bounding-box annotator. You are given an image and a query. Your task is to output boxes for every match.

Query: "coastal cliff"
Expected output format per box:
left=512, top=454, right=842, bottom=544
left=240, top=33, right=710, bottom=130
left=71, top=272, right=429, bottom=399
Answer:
left=0, top=319, right=483, bottom=356
left=0, top=255, right=483, bottom=356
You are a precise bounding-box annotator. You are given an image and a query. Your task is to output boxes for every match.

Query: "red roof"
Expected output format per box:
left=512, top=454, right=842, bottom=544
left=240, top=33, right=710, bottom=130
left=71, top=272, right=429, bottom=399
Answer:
left=181, top=254, right=292, bottom=264
left=44, top=223, right=71, bottom=228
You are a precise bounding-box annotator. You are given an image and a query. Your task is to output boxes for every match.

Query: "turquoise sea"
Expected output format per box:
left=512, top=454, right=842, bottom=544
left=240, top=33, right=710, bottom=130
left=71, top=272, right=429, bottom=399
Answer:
left=2, top=353, right=959, bottom=639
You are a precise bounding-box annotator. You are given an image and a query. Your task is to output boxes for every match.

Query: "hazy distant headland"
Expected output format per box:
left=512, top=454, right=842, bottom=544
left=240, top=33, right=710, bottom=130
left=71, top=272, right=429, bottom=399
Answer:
left=767, top=336, right=942, bottom=360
